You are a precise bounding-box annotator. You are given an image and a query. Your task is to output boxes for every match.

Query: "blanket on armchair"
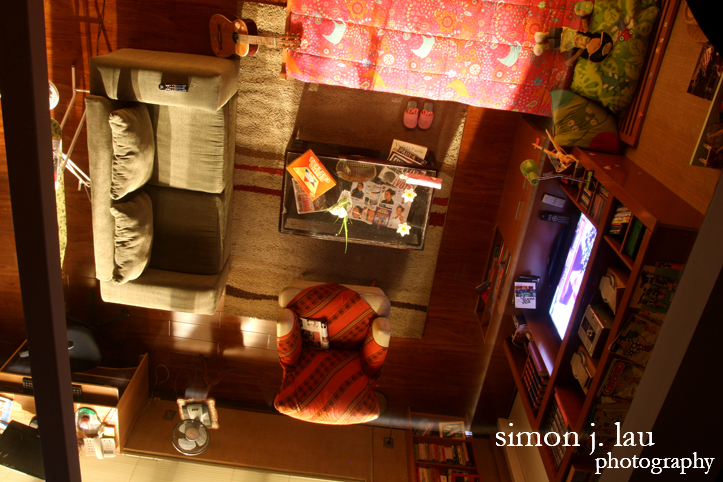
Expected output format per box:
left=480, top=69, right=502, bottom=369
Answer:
left=286, top=0, right=584, bottom=116
left=275, top=283, right=387, bottom=424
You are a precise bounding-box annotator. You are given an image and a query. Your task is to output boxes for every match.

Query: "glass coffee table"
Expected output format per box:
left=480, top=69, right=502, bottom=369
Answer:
left=280, top=140, right=438, bottom=250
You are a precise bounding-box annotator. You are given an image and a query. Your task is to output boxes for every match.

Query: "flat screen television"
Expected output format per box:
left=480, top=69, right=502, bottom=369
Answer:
left=549, top=213, right=597, bottom=339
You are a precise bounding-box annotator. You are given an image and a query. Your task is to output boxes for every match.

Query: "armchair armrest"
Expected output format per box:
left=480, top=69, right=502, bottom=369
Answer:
left=361, top=317, right=390, bottom=379
left=277, top=309, right=303, bottom=369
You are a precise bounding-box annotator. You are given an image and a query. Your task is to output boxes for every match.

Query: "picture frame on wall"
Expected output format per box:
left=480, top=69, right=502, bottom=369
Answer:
left=439, top=421, right=466, bottom=439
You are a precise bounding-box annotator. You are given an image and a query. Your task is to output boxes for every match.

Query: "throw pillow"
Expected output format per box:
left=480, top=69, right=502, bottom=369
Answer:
left=110, top=190, right=153, bottom=284
left=550, top=90, right=620, bottom=154
left=108, top=104, right=155, bottom=200
left=570, top=0, right=660, bottom=113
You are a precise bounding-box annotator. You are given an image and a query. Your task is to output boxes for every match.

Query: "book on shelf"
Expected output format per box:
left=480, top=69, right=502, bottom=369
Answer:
left=590, top=186, right=607, bottom=223
left=608, top=205, right=632, bottom=236
left=629, top=262, right=685, bottom=313
left=475, top=280, right=490, bottom=295
left=608, top=313, right=662, bottom=367
left=582, top=400, right=632, bottom=456
left=527, top=340, right=549, bottom=378
left=598, top=358, right=644, bottom=401
left=488, top=243, right=509, bottom=314
left=623, top=217, right=645, bottom=258
left=553, top=386, right=584, bottom=430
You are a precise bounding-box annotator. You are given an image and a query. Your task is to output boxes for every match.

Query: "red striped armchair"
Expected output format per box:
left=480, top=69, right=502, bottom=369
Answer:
left=274, top=281, right=391, bottom=425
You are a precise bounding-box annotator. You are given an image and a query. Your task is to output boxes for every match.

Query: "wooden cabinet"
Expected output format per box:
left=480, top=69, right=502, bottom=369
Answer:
left=498, top=147, right=703, bottom=481
left=406, top=410, right=480, bottom=482
left=0, top=351, right=149, bottom=453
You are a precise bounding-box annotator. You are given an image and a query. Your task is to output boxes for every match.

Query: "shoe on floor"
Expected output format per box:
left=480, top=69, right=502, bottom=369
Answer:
left=533, top=44, right=547, bottom=56
left=418, top=102, right=434, bottom=129
left=534, top=32, right=548, bottom=44
left=404, top=100, right=419, bottom=128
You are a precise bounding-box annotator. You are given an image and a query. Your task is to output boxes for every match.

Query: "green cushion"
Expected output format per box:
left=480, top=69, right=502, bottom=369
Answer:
left=109, top=104, right=155, bottom=200
left=110, top=190, right=154, bottom=284
left=570, top=0, right=660, bottom=114
left=551, top=90, right=619, bottom=154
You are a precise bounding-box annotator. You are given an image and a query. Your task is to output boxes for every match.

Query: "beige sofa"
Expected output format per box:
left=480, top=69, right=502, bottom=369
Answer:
left=86, top=48, right=239, bottom=314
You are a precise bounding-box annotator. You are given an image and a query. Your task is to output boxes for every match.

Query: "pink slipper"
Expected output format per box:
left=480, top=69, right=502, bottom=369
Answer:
left=404, top=100, right=419, bottom=128
left=418, top=102, right=434, bottom=129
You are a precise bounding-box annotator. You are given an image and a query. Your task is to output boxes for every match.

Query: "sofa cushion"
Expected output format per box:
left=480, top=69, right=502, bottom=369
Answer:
left=109, top=104, right=155, bottom=200
left=147, top=97, right=235, bottom=194
left=110, top=191, right=154, bottom=284
left=144, top=185, right=229, bottom=275
left=551, top=90, right=619, bottom=154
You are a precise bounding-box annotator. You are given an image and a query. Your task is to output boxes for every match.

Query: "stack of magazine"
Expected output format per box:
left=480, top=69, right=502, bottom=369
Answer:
left=387, top=139, right=428, bottom=166
left=299, top=317, right=329, bottom=350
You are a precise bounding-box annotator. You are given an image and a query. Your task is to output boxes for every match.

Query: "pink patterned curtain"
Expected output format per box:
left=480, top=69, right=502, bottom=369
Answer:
left=286, top=0, right=583, bottom=116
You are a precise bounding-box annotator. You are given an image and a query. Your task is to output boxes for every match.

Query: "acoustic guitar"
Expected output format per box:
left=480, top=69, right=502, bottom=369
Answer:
left=210, top=14, right=301, bottom=58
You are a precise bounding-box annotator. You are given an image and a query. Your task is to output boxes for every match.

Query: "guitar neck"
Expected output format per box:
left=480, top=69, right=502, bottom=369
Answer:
left=236, top=34, right=281, bottom=47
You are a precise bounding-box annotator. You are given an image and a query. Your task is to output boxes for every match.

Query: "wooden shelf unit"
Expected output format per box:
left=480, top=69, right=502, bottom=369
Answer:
left=406, top=410, right=480, bottom=482
left=474, top=118, right=541, bottom=341
left=499, top=147, right=703, bottom=481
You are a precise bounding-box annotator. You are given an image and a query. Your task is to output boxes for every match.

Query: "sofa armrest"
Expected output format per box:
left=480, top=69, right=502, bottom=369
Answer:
left=90, top=49, right=240, bottom=112
left=99, top=258, right=231, bottom=315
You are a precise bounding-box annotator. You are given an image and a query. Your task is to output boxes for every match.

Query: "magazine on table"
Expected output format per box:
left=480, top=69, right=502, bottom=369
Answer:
left=299, top=317, right=330, bottom=350
left=291, top=179, right=336, bottom=214
left=387, top=139, right=428, bottom=166
left=355, top=172, right=420, bottom=228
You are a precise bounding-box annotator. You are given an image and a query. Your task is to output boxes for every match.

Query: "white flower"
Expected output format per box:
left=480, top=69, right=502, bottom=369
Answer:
left=397, top=222, right=411, bottom=236
left=402, top=189, right=417, bottom=203
left=330, top=205, right=348, bottom=218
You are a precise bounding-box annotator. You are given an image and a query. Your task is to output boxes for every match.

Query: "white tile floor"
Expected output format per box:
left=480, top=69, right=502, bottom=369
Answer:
left=0, top=455, right=354, bottom=482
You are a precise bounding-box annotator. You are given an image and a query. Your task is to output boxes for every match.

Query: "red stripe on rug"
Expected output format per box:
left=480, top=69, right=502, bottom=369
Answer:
left=433, top=197, right=449, bottom=206
left=234, top=184, right=282, bottom=196
left=429, top=212, right=446, bottom=227
left=235, top=164, right=284, bottom=176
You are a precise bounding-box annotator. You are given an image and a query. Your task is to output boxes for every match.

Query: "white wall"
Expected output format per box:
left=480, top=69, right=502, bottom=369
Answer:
left=497, top=395, right=547, bottom=482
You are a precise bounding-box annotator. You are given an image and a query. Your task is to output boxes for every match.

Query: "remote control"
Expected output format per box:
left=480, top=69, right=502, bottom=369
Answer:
left=540, top=212, right=570, bottom=224
left=158, top=83, right=188, bottom=92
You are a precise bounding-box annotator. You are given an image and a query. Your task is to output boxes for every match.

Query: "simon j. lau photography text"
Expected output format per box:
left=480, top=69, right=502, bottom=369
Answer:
left=497, top=423, right=715, bottom=476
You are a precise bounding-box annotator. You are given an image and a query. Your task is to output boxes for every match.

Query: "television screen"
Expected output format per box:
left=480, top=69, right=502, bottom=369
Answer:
left=549, top=213, right=597, bottom=339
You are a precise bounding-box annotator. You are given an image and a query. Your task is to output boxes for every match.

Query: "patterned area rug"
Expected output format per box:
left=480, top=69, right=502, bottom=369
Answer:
left=223, top=3, right=467, bottom=338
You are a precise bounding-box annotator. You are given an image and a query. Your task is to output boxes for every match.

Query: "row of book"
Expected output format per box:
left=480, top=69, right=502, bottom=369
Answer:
left=414, top=443, right=471, bottom=466
left=522, top=341, right=549, bottom=411
left=609, top=205, right=632, bottom=236
left=416, top=467, right=477, bottom=482
left=589, top=184, right=609, bottom=224
left=541, top=395, right=569, bottom=469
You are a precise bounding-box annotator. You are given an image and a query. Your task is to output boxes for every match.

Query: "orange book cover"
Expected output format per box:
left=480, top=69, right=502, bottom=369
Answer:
left=286, top=149, right=336, bottom=200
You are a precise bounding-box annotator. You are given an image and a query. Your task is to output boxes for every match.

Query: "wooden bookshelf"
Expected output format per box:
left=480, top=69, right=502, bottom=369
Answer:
left=406, top=410, right=480, bottom=482
left=496, top=147, right=703, bottom=481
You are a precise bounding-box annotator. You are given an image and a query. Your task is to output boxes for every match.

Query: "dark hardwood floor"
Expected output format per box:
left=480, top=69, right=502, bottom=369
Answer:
left=0, top=0, right=526, bottom=433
